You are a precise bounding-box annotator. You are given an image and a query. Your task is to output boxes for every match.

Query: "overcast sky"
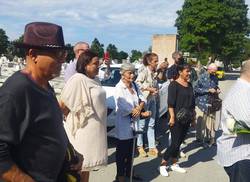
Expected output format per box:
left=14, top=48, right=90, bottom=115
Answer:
left=0, top=0, right=250, bottom=53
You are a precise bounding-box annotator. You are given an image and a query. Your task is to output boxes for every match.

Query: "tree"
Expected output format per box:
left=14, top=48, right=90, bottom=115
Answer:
left=0, top=29, right=9, bottom=55
left=175, top=0, right=249, bottom=68
left=130, top=50, right=142, bottom=62
left=65, top=43, right=74, bottom=62
left=117, top=51, right=128, bottom=60
left=241, top=37, right=250, bottom=63
left=106, top=44, right=119, bottom=60
left=10, top=35, right=25, bottom=58
left=91, top=38, right=104, bottom=58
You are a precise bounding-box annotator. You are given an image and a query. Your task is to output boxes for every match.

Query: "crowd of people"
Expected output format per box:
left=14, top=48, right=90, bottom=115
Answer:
left=0, top=21, right=249, bottom=182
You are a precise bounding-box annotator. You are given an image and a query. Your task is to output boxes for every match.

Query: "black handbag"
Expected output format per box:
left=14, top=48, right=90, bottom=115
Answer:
left=176, top=108, right=193, bottom=125
left=57, top=143, right=81, bottom=182
left=208, top=94, right=222, bottom=113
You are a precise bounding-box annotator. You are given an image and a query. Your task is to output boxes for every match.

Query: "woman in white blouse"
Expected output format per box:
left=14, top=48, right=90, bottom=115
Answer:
left=60, top=50, right=107, bottom=182
left=114, top=63, right=147, bottom=182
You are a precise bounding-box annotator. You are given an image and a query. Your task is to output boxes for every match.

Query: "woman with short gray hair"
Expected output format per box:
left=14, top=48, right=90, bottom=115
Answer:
left=114, top=63, right=146, bottom=182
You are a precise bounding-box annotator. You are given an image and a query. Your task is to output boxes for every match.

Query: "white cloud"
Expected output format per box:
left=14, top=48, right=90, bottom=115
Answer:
left=0, top=0, right=183, bottom=28
left=1, top=0, right=250, bottom=52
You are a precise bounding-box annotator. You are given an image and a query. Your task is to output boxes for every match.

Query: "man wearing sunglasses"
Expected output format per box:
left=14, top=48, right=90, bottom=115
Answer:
left=0, top=22, right=71, bottom=182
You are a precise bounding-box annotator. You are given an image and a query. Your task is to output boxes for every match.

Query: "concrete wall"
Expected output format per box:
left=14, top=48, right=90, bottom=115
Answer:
left=152, top=34, right=178, bottom=65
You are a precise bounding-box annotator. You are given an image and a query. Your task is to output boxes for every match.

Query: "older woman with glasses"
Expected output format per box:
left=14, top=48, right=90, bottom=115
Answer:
left=114, top=63, right=147, bottom=182
left=60, top=50, right=108, bottom=182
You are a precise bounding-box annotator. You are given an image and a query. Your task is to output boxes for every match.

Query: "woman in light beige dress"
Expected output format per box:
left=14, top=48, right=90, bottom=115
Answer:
left=60, top=50, right=107, bottom=182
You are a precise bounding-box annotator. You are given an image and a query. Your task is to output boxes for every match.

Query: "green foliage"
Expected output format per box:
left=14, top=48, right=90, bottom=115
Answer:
left=117, top=51, right=128, bottom=60
left=130, top=50, right=142, bottom=62
left=0, top=29, right=9, bottom=55
left=10, top=35, right=25, bottom=58
left=176, top=0, right=249, bottom=68
left=106, top=44, right=119, bottom=60
left=91, top=38, right=104, bottom=58
left=242, top=37, right=250, bottom=61
left=65, top=43, right=74, bottom=62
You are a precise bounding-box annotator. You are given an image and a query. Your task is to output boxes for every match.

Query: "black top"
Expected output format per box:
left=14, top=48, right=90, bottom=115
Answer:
left=168, top=81, right=195, bottom=115
left=0, top=71, right=68, bottom=182
left=167, top=64, right=178, bottom=80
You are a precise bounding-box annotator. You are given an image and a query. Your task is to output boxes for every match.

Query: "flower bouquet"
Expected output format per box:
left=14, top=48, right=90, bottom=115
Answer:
left=226, top=111, right=250, bottom=134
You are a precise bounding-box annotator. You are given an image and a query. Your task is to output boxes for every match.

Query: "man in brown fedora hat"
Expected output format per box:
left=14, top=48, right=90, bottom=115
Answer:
left=0, top=22, right=76, bottom=182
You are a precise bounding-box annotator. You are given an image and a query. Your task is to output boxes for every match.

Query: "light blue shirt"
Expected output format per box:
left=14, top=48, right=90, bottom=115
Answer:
left=216, top=78, right=250, bottom=167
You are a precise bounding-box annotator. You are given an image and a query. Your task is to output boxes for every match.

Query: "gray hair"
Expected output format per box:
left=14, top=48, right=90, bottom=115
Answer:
left=120, top=63, right=135, bottom=75
left=73, top=42, right=89, bottom=53
left=241, top=59, right=250, bottom=76
left=172, top=51, right=182, bottom=60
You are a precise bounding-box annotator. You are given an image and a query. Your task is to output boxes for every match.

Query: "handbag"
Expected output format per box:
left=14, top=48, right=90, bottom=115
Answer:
left=208, top=94, right=222, bottom=113
left=57, top=143, right=81, bottom=182
left=176, top=108, right=193, bottom=125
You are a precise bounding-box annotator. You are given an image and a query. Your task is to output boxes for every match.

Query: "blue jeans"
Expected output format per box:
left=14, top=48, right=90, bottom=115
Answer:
left=137, top=98, right=156, bottom=149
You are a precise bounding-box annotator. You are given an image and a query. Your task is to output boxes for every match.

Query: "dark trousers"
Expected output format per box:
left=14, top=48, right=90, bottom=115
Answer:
left=224, top=160, right=250, bottom=182
left=163, top=122, right=189, bottom=160
left=115, top=138, right=133, bottom=177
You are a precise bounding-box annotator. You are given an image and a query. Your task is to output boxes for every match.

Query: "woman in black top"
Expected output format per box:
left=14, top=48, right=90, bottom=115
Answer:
left=159, top=63, right=195, bottom=177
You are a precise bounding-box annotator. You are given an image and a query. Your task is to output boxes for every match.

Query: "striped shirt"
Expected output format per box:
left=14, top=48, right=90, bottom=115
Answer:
left=216, top=78, right=250, bottom=167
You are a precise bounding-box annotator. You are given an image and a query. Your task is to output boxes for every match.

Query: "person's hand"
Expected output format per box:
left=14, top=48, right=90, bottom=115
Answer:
left=104, top=59, right=111, bottom=66
left=70, top=153, right=83, bottom=172
left=15, top=173, right=36, bottom=182
left=131, top=107, right=141, bottom=118
left=1, top=165, right=36, bottom=182
left=141, top=111, right=151, bottom=118
left=148, top=87, right=158, bottom=95
left=158, top=62, right=168, bottom=71
left=59, top=101, right=70, bottom=121
left=191, top=121, right=196, bottom=128
left=208, top=88, right=216, bottom=93
left=152, top=89, right=159, bottom=95
left=169, top=117, right=175, bottom=127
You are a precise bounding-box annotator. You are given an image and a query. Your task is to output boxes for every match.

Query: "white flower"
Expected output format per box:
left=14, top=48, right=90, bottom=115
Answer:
left=226, top=117, right=236, bottom=133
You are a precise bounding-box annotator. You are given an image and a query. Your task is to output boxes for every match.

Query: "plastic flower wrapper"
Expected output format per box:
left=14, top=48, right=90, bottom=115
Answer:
left=226, top=111, right=250, bottom=134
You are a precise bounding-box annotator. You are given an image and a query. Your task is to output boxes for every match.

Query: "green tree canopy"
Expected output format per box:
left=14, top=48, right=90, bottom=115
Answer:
left=106, top=44, right=119, bottom=60
left=91, top=38, right=104, bottom=58
left=175, top=0, right=249, bottom=68
left=130, top=50, right=142, bottom=62
left=0, top=29, right=9, bottom=55
left=10, top=35, right=25, bottom=58
left=65, top=43, right=74, bottom=62
left=117, top=51, right=128, bottom=60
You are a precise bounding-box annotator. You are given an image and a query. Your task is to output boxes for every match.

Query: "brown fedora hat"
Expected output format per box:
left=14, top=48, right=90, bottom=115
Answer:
left=15, top=22, right=69, bottom=50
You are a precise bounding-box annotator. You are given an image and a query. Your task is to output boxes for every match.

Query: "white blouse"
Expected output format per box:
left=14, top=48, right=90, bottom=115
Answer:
left=61, top=73, right=108, bottom=170
left=114, top=80, right=146, bottom=140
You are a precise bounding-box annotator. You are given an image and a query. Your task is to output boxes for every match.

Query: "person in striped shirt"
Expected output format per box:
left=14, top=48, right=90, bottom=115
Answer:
left=216, top=60, right=250, bottom=182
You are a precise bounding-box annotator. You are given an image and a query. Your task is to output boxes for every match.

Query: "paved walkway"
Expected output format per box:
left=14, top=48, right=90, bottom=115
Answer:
left=90, top=75, right=237, bottom=182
